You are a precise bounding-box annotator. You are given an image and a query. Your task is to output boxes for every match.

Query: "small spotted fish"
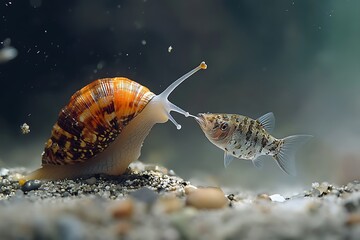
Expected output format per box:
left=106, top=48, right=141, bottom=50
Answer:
left=195, top=112, right=312, bottom=175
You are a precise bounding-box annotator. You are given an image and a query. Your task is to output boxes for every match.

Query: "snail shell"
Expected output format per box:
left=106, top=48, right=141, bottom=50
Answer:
left=25, top=62, right=207, bottom=180
left=43, top=78, right=155, bottom=165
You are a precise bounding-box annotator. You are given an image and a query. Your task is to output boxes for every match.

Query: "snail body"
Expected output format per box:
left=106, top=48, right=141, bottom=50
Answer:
left=25, top=62, right=207, bottom=180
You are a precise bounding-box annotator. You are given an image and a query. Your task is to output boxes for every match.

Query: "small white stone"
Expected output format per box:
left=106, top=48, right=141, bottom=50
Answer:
left=269, top=194, right=286, bottom=203
left=0, top=168, right=9, bottom=176
left=312, top=182, right=319, bottom=188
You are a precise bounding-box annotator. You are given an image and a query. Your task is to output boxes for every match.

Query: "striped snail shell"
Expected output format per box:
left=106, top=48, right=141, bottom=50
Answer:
left=25, top=62, right=207, bottom=180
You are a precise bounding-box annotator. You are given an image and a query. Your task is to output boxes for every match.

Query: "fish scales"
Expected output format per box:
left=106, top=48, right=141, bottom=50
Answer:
left=230, top=117, right=279, bottom=159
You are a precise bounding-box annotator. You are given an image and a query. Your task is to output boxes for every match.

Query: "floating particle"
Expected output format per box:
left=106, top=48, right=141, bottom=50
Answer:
left=20, top=123, right=30, bottom=134
left=2, top=38, right=11, bottom=47
left=0, top=38, right=17, bottom=64
left=30, top=0, right=42, bottom=8
left=168, top=46, right=173, bottom=53
left=97, top=61, right=105, bottom=70
left=0, top=46, right=17, bottom=63
left=141, top=40, right=146, bottom=45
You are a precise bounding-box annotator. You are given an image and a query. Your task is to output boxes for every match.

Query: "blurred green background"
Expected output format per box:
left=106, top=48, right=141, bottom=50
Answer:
left=1, top=0, right=359, bottom=191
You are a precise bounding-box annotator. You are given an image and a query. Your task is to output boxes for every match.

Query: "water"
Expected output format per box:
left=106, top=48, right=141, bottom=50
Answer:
left=1, top=0, right=359, bottom=190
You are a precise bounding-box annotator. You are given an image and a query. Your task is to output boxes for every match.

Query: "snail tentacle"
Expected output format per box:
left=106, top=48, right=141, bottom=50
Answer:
left=153, top=61, right=207, bottom=129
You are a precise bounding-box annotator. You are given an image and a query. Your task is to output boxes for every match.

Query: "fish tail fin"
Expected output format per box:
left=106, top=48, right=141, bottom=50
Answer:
left=273, top=135, right=313, bottom=176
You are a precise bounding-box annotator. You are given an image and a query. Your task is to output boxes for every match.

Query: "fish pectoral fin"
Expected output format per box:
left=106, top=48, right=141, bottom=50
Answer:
left=224, top=152, right=236, bottom=168
left=257, top=112, right=275, bottom=133
left=252, top=156, right=265, bottom=169
left=274, top=135, right=313, bottom=176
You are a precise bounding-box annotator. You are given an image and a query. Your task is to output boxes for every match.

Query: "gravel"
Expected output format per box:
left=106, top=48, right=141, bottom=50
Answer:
left=0, top=162, right=359, bottom=239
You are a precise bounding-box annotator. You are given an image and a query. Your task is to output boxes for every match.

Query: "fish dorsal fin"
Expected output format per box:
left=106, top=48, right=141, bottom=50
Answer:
left=224, top=151, right=236, bottom=168
left=252, top=156, right=265, bottom=169
left=257, top=112, right=275, bottom=133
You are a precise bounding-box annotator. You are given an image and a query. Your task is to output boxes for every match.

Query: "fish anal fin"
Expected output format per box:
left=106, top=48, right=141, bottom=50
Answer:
left=252, top=155, right=266, bottom=169
left=257, top=112, right=275, bottom=133
left=224, top=151, right=236, bottom=168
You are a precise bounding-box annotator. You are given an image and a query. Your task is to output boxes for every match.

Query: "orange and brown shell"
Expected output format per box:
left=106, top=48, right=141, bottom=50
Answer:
left=42, top=77, right=155, bottom=166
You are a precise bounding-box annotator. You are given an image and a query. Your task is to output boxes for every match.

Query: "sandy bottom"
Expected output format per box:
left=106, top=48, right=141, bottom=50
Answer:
left=0, top=162, right=359, bottom=240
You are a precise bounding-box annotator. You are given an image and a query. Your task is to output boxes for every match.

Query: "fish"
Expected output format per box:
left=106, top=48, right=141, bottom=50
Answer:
left=194, top=112, right=312, bottom=175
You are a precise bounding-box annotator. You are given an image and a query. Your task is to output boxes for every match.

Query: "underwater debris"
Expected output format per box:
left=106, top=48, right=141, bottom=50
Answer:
left=168, top=45, right=173, bottom=53
left=0, top=38, right=18, bottom=64
left=20, top=123, right=30, bottom=134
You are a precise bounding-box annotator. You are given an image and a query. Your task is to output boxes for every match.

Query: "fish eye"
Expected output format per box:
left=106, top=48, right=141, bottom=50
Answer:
left=220, top=122, right=228, bottom=131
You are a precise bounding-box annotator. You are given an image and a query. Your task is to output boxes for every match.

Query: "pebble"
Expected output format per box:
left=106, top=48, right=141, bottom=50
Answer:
left=9, top=173, right=24, bottom=182
left=145, top=165, right=168, bottom=175
left=0, top=168, right=9, bottom=177
left=21, top=180, right=42, bottom=192
left=112, top=199, right=134, bottom=219
left=311, top=182, right=332, bottom=196
left=186, top=187, right=228, bottom=209
left=184, top=185, right=197, bottom=195
left=344, top=201, right=358, bottom=213
left=56, top=215, right=86, bottom=240
left=346, top=213, right=360, bottom=226
left=156, top=195, right=183, bottom=213
left=115, top=221, right=132, bottom=235
left=0, top=166, right=357, bottom=239
left=306, top=201, right=322, bottom=213
left=269, top=194, right=286, bottom=203
left=130, top=187, right=158, bottom=205
left=85, top=177, right=97, bottom=185
left=257, top=193, right=271, bottom=201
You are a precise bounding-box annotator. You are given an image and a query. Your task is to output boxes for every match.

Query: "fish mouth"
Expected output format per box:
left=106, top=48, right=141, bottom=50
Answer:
left=195, top=113, right=206, bottom=127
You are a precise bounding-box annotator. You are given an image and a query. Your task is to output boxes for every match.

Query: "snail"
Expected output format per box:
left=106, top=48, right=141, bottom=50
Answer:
left=24, top=62, right=207, bottom=180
